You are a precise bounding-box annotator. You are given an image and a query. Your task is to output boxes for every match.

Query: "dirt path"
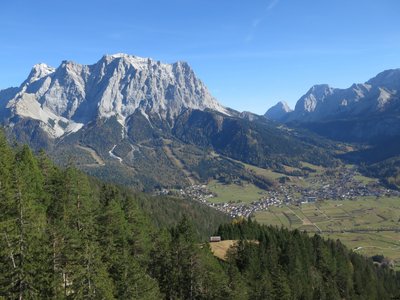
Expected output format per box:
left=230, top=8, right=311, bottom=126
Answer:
left=76, top=145, right=105, bottom=166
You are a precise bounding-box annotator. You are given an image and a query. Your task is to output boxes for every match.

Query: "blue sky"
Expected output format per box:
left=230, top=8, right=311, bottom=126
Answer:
left=1, top=0, right=399, bottom=114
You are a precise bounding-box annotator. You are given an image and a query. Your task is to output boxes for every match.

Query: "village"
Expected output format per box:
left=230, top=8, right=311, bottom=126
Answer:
left=156, top=166, right=400, bottom=218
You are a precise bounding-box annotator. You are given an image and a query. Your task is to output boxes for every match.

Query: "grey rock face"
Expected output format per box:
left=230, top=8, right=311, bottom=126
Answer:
left=286, top=69, right=400, bottom=122
left=0, top=53, right=228, bottom=138
left=264, top=101, right=293, bottom=121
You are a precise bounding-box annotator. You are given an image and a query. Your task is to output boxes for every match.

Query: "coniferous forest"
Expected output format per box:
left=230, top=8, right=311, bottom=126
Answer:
left=0, top=130, right=399, bottom=300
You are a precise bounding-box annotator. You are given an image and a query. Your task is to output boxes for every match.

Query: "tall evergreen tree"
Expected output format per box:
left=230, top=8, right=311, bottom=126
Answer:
left=98, top=185, right=160, bottom=299
left=50, top=167, right=114, bottom=298
left=0, top=130, right=15, bottom=297
left=0, top=145, right=49, bottom=298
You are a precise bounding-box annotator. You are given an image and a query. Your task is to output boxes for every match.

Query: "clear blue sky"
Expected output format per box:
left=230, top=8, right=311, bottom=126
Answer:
left=1, top=0, right=399, bottom=114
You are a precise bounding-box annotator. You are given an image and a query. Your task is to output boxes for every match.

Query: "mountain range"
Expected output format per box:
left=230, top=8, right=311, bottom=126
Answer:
left=1, top=53, right=227, bottom=138
left=0, top=54, right=336, bottom=190
left=0, top=54, right=399, bottom=189
left=265, top=69, right=400, bottom=142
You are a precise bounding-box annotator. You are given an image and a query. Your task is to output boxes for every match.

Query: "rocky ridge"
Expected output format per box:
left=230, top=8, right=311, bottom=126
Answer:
left=1, top=53, right=228, bottom=138
left=266, top=69, right=400, bottom=122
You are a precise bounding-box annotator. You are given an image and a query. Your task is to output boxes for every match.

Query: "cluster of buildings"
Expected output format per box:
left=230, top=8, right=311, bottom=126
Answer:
left=208, top=202, right=258, bottom=218
left=289, top=167, right=400, bottom=203
left=177, top=185, right=215, bottom=203
left=178, top=185, right=285, bottom=218
left=155, top=166, right=400, bottom=218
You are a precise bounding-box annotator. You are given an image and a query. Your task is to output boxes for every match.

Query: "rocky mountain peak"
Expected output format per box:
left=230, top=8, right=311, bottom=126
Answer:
left=366, top=68, right=400, bottom=91
left=23, top=63, right=55, bottom=86
left=264, top=101, right=293, bottom=121
left=1, top=53, right=228, bottom=138
left=100, top=53, right=156, bottom=70
left=306, top=84, right=335, bottom=100
left=294, top=84, right=335, bottom=113
left=278, top=101, right=292, bottom=112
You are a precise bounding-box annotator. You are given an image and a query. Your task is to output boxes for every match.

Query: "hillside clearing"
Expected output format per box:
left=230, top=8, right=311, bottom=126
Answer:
left=209, top=240, right=237, bottom=260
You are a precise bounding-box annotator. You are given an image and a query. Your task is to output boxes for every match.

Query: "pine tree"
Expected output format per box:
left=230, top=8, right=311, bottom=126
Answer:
left=195, top=245, right=231, bottom=299
left=0, top=130, right=15, bottom=297
left=98, top=186, right=160, bottom=299
left=50, top=167, right=114, bottom=298
left=225, top=247, right=248, bottom=300
left=169, top=216, right=199, bottom=299
left=0, top=145, right=49, bottom=298
left=148, top=228, right=174, bottom=299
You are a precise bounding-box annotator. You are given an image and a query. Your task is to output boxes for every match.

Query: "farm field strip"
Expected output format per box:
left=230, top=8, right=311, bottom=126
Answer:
left=254, top=198, right=400, bottom=265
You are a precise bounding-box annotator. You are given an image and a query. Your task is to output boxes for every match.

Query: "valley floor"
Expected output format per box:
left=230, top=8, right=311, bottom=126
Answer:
left=255, top=198, right=400, bottom=269
left=157, top=163, right=400, bottom=269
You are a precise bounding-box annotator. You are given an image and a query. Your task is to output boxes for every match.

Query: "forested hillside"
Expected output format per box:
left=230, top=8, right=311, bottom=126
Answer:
left=0, top=130, right=230, bottom=299
left=217, top=220, right=400, bottom=299
left=0, top=131, right=399, bottom=299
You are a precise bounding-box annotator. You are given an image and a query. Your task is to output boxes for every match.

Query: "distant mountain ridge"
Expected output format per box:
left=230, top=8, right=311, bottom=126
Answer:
left=264, top=68, right=400, bottom=145
left=266, top=68, right=400, bottom=124
left=264, top=101, right=293, bottom=120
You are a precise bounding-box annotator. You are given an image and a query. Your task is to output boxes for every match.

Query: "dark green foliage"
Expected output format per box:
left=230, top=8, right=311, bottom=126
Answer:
left=296, top=114, right=400, bottom=144
left=294, top=115, right=400, bottom=189
left=126, top=110, right=165, bottom=143
left=217, top=219, right=400, bottom=299
left=148, top=217, right=231, bottom=299
left=173, top=109, right=339, bottom=169
left=359, top=155, right=400, bottom=189
left=339, top=137, right=400, bottom=189
left=135, top=192, right=231, bottom=240
left=6, top=118, right=53, bottom=151
left=0, top=141, right=50, bottom=299
left=80, top=116, right=124, bottom=157
left=0, top=134, right=231, bottom=299
left=193, top=155, right=275, bottom=190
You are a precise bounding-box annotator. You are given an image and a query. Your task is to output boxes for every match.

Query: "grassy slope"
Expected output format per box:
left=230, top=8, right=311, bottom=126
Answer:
left=207, top=180, right=266, bottom=204
left=209, top=240, right=237, bottom=260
